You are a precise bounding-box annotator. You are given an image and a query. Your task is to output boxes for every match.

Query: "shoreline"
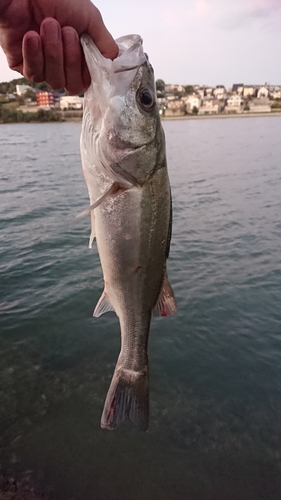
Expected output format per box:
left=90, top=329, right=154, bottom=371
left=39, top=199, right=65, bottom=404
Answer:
left=161, top=111, right=281, bottom=121
left=1, top=110, right=281, bottom=125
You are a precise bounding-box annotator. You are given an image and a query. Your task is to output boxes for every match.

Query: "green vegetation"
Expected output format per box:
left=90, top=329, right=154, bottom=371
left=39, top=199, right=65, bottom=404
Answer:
left=156, top=79, right=165, bottom=93
left=0, top=76, right=65, bottom=96
left=23, top=88, right=37, bottom=101
left=184, top=85, right=194, bottom=95
left=0, top=77, right=66, bottom=123
left=271, top=100, right=281, bottom=109
left=0, top=105, right=62, bottom=124
left=0, top=77, right=45, bottom=95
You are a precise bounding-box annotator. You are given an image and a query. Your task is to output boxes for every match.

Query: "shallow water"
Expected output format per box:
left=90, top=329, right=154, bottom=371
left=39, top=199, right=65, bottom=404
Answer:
left=0, top=117, right=281, bottom=499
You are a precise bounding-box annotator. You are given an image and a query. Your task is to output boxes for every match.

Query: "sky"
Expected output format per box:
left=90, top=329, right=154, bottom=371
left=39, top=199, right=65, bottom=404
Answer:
left=0, top=0, right=281, bottom=87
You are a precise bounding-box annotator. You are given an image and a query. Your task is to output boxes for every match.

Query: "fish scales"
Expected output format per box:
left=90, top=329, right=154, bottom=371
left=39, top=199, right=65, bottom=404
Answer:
left=80, top=34, right=176, bottom=430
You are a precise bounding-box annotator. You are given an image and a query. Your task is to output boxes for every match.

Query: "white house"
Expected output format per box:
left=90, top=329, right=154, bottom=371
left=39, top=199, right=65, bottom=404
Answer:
left=224, top=95, right=244, bottom=113
left=198, top=97, right=219, bottom=114
left=270, top=88, right=281, bottom=99
left=226, top=95, right=244, bottom=107
left=60, top=95, right=83, bottom=110
left=257, top=86, right=269, bottom=99
left=197, top=88, right=205, bottom=99
left=165, top=99, right=186, bottom=117
left=243, top=86, right=256, bottom=97
left=213, top=86, right=226, bottom=99
left=185, top=95, right=201, bottom=113
left=16, top=84, right=35, bottom=96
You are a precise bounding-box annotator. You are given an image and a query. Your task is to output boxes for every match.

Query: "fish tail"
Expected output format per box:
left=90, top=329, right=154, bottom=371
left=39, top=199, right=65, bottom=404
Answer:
left=101, top=365, right=149, bottom=431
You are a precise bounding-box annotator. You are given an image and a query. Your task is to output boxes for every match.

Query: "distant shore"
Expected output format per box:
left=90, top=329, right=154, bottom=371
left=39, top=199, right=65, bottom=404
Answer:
left=161, top=111, right=281, bottom=121
left=1, top=108, right=281, bottom=124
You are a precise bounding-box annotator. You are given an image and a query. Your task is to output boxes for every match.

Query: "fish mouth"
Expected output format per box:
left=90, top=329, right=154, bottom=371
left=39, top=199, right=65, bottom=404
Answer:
left=113, top=58, right=147, bottom=74
left=113, top=63, right=142, bottom=74
left=113, top=43, right=148, bottom=74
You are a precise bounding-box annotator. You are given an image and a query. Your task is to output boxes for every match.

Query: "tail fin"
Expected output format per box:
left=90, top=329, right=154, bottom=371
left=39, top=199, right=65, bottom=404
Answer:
left=101, top=366, right=149, bottom=431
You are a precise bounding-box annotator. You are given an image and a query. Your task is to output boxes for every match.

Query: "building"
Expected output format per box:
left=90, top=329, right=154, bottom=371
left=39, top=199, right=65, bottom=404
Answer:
left=184, top=95, right=201, bottom=113
left=213, top=85, right=226, bottom=99
left=164, top=84, right=182, bottom=93
left=224, top=95, right=244, bottom=113
left=243, top=86, right=256, bottom=97
left=198, top=97, right=219, bottom=114
left=60, top=95, right=83, bottom=110
left=232, top=84, right=244, bottom=95
left=36, top=92, right=55, bottom=108
left=270, top=87, right=281, bottom=99
left=197, top=88, right=205, bottom=99
left=226, top=95, right=244, bottom=106
left=205, top=87, right=213, bottom=96
left=16, top=84, right=35, bottom=96
left=165, top=99, right=186, bottom=117
left=257, top=86, right=269, bottom=99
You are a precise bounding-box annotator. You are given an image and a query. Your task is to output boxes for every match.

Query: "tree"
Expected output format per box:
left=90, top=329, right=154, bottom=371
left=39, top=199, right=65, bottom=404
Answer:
left=156, top=79, right=165, bottom=92
left=37, top=82, right=50, bottom=91
left=23, top=88, right=36, bottom=101
left=184, top=85, right=194, bottom=95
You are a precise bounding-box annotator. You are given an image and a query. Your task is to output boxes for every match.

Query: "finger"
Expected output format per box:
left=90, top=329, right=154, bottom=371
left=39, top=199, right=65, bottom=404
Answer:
left=0, top=30, right=23, bottom=74
left=86, top=6, right=118, bottom=60
left=61, top=26, right=86, bottom=95
left=22, top=31, right=44, bottom=82
left=40, top=18, right=65, bottom=90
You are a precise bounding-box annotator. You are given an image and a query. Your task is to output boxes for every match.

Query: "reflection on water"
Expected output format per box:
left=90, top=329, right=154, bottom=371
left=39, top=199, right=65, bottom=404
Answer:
left=0, top=118, right=281, bottom=499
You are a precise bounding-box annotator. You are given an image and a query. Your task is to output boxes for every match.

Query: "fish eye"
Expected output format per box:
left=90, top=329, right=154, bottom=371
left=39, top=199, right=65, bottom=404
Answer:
left=138, top=88, right=154, bottom=110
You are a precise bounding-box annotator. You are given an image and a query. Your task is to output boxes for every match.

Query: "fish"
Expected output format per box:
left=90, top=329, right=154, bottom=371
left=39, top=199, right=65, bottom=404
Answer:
left=80, top=34, right=176, bottom=431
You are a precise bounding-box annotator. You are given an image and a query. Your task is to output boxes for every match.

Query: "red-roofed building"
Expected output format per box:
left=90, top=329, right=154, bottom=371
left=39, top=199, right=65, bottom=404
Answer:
left=36, top=92, right=55, bottom=108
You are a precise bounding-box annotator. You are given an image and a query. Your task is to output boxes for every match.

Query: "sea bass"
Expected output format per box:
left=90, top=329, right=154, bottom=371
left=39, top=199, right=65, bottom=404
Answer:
left=80, top=34, right=176, bottom=431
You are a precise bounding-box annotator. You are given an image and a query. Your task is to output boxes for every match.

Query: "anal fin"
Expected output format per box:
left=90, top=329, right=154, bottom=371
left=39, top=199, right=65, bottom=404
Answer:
left=93, top=290, right=115, bottom=317
left=88, top=210, right=96, bottom=249
left=153, top=272, right=177, bottom=317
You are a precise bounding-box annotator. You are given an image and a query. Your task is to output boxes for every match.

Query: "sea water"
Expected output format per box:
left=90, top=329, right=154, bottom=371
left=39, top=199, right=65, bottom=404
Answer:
left=0, top=117, right=281, bottom=499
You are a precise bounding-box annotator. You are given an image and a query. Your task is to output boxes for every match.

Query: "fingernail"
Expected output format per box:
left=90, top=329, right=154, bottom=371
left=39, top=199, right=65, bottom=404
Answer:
left=42, top=20, right=60, bottom=42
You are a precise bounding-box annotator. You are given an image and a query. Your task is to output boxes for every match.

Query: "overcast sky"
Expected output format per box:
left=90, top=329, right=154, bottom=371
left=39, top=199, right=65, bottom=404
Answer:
left=0, top=0, right=280, bottom=87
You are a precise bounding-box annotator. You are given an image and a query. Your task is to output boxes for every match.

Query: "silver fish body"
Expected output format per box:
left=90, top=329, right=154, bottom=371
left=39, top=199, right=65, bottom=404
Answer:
left=80, top=34, right=176, bottom=430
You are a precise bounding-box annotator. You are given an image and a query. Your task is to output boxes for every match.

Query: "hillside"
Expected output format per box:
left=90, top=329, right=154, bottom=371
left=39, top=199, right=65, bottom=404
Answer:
left=0, top=77, right=63, bottom=95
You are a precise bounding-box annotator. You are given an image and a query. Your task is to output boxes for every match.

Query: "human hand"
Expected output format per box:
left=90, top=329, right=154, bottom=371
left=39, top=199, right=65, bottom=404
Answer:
left=0, top=0, right=118, bottom=94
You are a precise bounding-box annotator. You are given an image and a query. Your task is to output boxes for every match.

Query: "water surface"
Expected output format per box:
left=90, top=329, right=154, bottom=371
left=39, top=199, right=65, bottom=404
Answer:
left=0, top=117, right=281, bottom=499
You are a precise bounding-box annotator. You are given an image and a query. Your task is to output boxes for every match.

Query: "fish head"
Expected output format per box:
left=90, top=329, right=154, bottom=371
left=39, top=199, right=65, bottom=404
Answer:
left=81, top=34, right=166, bottom=188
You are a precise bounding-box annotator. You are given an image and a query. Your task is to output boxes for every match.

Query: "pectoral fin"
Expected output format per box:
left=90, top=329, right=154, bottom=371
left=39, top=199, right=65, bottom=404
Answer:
left=153, top=272, right=177, bottom=317
left=93, top=290, right=115, bottom=317
left=76, top=183, right=128, bottom=219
